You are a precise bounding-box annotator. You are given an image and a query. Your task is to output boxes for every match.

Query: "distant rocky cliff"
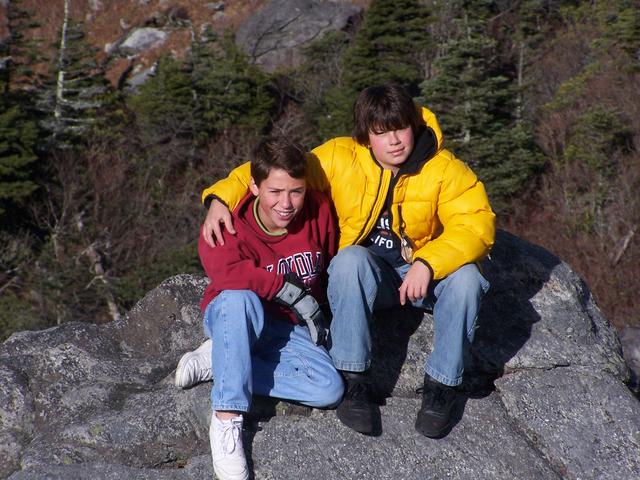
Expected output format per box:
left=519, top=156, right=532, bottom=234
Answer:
left=1, top=230, right=638, bottom=480
left=0, top=0, right=363, bottom=88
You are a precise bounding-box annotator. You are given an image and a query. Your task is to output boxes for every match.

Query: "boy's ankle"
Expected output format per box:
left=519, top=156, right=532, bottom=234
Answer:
left=216, top=411, right=242, bottom=421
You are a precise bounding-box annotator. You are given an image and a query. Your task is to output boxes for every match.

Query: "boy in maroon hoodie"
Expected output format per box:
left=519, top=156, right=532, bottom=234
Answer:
left=175, top=137, right=343, bottom=480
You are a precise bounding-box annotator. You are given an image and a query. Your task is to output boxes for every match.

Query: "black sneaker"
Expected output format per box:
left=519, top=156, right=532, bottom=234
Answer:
left=336, top=372, right=381, bottom=436
left=415, top=375, right=457, bottom=438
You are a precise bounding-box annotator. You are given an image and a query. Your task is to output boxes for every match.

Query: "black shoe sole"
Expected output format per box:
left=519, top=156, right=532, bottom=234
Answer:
left=414, top=418, right=453, bottom=439
left=336, top=404, right=382, bottom=436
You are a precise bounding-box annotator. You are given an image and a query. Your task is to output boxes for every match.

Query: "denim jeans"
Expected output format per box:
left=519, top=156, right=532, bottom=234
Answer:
left=203, top=290, right=344, bottom=413
left=327, top=245, right=490, bottom=387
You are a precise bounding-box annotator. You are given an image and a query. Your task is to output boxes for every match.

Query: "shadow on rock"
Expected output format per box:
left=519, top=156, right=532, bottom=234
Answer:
left=369, top=306, right=425, bottom=399
left=365, top=230, right=563, bottom=401
left=468, top=230, right=560, bottom=392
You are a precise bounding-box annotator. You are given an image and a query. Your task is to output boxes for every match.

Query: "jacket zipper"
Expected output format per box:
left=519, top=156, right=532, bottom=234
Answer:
left=354, top=166, right=387, bottom=245
left=398, top=204, right=416, bottom=263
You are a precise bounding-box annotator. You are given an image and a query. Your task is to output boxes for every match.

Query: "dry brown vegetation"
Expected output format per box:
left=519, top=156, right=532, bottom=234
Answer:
left=1, top=0, right=637, bottom=336
left=503, top=15, right=640, bottom=329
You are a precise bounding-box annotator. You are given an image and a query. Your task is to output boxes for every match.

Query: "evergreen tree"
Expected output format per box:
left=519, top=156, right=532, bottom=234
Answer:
left=292, top=30, right=352, bottom=145
left=190, top=31, right=275, bottom=137
left=0, top=40, right=39, bottom=222
left=420, top=1, right=543, bottom=210
left=129, top=30, right=276, bottom=149
left=0, top=101, right=39, bottom=219
left=39, top=6, right=111, bottom=147
left=4, top=0, right=46, bottom=91
left=614, top=3, right=640, bottom=61
left=128, top=55, right=197, bottom=146
left=340, top=0, right=431, bottom=93
left=320, top=0, right=432, bottom=138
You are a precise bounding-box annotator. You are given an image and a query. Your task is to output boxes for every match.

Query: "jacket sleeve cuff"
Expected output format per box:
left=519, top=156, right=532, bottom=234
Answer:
left=204, top=194, right=228, bottom=210
left=414, top=257, right=434, bottom=278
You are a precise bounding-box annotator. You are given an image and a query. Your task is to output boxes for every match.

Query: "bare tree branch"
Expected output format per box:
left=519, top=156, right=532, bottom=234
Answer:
left=611, top=227, right=636, bottom=266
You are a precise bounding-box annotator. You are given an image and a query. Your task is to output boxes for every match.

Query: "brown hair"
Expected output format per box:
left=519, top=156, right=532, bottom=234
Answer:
left=353, top=84, right=422, bottom=146
left=251, top=136, right=307, bottom=185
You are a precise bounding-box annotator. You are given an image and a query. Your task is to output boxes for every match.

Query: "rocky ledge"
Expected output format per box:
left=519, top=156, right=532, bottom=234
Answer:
left=1, top=230, right=638, bottom=480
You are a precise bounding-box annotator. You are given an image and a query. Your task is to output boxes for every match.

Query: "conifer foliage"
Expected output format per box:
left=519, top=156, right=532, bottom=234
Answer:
left=0, top=0, right=40, bottom=222
left=190, top=32, right=275, bottom=137
left=0, top=97, right=39, bottom=219
left=340, top=0, right=431, bottom=93
left=128, top=55, right=196, bottom=146
left=420, top=0, right=543, bottom=211
left=40, top=10, right=110, bottom=146
left=129, top=30, right=275, bottom=152
left=318, top=0, right=432, bottom=138
left=0, top=0, right=638, bottom=338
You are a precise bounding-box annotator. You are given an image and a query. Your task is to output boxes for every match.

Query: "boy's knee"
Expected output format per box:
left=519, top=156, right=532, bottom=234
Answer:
left=204, top=290, right=262, bottom=334
left=314, top=370, right=345, bottom=408
left=449, top=264, right=489, bottom=296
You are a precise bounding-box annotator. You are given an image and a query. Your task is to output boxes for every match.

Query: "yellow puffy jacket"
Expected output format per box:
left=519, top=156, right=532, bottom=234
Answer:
left=202, top=107, right=495, bottom=280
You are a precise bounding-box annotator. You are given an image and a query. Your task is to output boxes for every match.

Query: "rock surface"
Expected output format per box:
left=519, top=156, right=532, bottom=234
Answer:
left=1, top=230, right=639, bottom=480
left=119, top=28, right=168, bottom=54
left=620, top=326, right=640, bottom=394
left=235, top=0, right=361, bottom=71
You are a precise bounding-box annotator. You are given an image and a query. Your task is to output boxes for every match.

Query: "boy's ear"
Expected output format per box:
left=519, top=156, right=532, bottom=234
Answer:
left=249, top=177, right=259, bottom=196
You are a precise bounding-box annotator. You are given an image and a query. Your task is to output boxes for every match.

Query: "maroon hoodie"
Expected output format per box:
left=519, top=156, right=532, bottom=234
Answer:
left=198, top=190, right=338, bottom=324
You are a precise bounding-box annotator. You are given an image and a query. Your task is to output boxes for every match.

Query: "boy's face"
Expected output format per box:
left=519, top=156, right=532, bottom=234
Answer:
left=368, top=126, right=414, bottom=173
left=249, top=168, right=306, bottom=232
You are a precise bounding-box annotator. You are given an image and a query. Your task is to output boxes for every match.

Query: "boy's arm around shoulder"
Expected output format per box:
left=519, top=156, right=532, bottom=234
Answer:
left=200, top=151, right=332, bottom=211
left=311, top=189, right=339, bottom=262
left=201, top=162, right=252, bottom=211
left=414, top=152, right=496, bottom=279
left=197, top=226, right=285, bottom=300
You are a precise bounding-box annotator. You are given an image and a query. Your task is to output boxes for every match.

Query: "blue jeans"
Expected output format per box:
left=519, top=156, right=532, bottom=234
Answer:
left=327, top=246, right=490, bottom=387
left=203, top=290, right=344, bottom=413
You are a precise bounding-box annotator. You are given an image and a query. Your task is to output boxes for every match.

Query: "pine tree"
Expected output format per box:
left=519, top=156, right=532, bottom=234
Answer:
left=340, top=0, right=431, bottom=93
left=0, top=100, right=39, bottom=220
left=292, top=30, right=352, bottom=145
left=4, top=0, right=47, bottom=91
left=128, top=55, right=197, bottom=146
left=190, top=31, right=275, bottom=137
left=39, top=2, right=111, bottom=147
left=319, top=0, right=432, bottom=138
left=0, top=38, right=39, bottom=222
left=420, top=1, right=543, bottom=210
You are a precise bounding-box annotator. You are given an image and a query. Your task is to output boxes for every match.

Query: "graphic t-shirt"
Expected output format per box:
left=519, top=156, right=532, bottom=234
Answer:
left=362, top=190, right=406, bottom=267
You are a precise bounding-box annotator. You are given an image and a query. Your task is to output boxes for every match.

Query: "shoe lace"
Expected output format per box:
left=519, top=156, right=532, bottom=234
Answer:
left=193, top=356, right=212, bottom=382
left=416, top=384, right=451, bottom=409
left=345, top=381, right=371, bottom=401
left=219, top=418, right=243, bottom=454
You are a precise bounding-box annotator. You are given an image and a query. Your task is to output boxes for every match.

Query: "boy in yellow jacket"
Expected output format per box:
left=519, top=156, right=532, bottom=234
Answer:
left=194, top=84, right=495, bottom=438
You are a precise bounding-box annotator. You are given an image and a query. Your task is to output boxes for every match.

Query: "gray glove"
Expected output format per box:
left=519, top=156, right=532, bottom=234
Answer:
left=274, top=274, right=326, bottom=345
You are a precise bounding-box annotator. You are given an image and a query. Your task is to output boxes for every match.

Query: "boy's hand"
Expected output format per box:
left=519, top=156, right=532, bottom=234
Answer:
left=274, top=274, right=327, bottom=345
left=203, top=199, right=236, bottom=247
left=399, top=262, right=432, bottom=305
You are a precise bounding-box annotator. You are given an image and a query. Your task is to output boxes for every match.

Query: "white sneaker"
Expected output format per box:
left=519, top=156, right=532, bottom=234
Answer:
left=174, top=339, right=213, bottom=388
left=210, top=413, right=249, bottom=480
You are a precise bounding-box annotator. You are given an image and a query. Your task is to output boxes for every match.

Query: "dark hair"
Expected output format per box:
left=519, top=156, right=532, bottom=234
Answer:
left=251, top=136, right=307, bottom=185
left=353, top=84, right=422, bottom=145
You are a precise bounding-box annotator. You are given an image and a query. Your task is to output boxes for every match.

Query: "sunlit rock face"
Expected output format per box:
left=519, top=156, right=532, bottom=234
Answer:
left=1, top=231, right=638, bottom=480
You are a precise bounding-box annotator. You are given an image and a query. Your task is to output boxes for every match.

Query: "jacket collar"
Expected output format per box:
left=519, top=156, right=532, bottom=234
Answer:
left=396, top=125, right=438, bottom=176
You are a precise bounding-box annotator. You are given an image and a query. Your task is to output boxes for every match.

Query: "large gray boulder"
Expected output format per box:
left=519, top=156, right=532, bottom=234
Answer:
left=235, top=0, right=361, bottom=72
left=1, top=230, right=638, bottom=480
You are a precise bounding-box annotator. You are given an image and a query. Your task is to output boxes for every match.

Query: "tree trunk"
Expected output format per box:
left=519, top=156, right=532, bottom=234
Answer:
left=54, top=0, right=70, bottom=123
